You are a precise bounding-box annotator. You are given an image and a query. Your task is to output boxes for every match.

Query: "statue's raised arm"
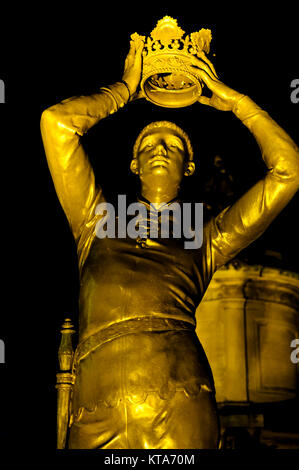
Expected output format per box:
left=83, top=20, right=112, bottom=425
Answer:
left=191, top=56, right=299, bottom=269
left=40, top=38, right=144, bottom=242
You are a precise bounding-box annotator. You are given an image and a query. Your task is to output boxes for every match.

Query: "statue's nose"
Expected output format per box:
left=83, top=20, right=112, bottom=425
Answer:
left=154, top=142, right=167, bottom=155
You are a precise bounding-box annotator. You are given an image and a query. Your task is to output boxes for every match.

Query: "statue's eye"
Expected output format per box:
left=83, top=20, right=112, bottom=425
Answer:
left=169, top=142, right=181, bottom=149
left=167, top=139, right=183, bottom=150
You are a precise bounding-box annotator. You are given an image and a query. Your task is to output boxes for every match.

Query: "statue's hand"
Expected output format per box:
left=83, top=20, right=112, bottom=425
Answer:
left=122, top=36, right=145, bottom=100
left=190, top=55, right=244, bottom=111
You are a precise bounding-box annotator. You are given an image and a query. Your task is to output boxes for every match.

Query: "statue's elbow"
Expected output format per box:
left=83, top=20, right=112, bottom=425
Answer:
left=40, top=104, right=69, bottom=138
left=285, top=151, right=299, bottom=187
left=270, top=150, right=299, bottom=187
left=40, top=106, right=57, bottom=133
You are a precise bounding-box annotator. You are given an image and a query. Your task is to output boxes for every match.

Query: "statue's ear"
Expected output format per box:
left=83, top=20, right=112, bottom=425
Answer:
left=184, top=161, right=195, bottom=176
left=130, top=159, right=139, bottom=175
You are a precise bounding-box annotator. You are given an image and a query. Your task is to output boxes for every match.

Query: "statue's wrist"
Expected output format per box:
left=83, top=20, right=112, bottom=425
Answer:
left=100, top=82, right=130, bottom=112
left=233, top=94, right=264, bottom=122
left=232, top=94, right=247, bottom=114
left=120, top=80, right=132, bottom=101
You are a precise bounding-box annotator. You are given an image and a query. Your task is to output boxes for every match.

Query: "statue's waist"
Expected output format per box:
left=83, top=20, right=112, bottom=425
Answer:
left=70, top=317, right=215, bottom=413
left=73, top=316, right=195, bottom=371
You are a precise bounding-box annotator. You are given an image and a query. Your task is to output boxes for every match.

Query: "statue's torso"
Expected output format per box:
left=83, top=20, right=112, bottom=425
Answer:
left=78, top=212, right=212, bottom=341
left=72, top=208, right=216, bottom=414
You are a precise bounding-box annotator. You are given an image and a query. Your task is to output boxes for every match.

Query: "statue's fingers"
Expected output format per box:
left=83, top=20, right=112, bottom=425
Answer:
left=136, top=40, right=144, bottom=57
left=125, top=41, right=134, bottom=64
left=191, top=67, right=217, bottom=93
left=134, top=43, right=144, bottom=69
left=130, top=40, right=137, bottom=54
left=191, top=56, right=217, bottom=81
left=197, top=51, right=219, bottom=79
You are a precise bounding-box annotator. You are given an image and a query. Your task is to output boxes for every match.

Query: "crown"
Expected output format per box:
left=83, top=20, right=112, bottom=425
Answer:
left=131, top=16, right=212, bottom=108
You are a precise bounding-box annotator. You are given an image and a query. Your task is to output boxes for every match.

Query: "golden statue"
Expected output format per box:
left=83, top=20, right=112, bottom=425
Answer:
left=40, top=17, right=299, bottom=449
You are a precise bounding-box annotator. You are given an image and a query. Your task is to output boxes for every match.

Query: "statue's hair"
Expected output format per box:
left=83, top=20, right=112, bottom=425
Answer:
left=133, top=121, right=194, bottom=161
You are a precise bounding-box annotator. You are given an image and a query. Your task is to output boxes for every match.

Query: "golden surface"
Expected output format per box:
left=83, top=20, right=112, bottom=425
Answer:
left=41, top=37, right=299, bottom=449
left=134, top=16, right=213, bottom=107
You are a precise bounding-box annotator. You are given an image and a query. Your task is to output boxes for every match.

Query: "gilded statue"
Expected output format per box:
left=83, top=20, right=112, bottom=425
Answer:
left=40, top=18, right=299, bottom=449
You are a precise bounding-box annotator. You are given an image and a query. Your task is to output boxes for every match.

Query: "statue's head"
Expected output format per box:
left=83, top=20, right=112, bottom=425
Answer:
left=130, top=121, right=195, bottom=193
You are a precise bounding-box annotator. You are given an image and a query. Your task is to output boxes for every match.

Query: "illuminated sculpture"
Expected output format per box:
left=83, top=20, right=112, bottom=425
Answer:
left=41, top=17, right=299, bottom=449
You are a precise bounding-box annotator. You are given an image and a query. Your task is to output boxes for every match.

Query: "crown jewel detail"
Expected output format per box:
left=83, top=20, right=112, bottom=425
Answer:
left=131, top=16, right=213, bottom=108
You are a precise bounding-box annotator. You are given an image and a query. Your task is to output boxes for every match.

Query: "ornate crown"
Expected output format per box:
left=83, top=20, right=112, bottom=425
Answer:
left=131, top=16, right=212, bottom=108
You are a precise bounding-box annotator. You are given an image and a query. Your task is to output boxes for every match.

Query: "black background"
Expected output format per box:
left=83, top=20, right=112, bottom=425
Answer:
left=0, top=3, right=298, bottom=461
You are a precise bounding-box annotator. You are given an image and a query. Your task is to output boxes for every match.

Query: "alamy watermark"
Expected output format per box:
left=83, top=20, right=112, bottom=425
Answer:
left=290, top=339, right=299, bottom=364
left=0, top=339, right=4, bottom=363
left=94, top=195, right=203, bottom=249
left=0, top=79, right=5, bottom=103
left=290, top=79, right=299, bottom=104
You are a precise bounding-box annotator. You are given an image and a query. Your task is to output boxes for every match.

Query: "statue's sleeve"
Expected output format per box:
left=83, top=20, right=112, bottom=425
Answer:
left=209, top=96, right=299, bottom=271
left=40, top=82, right=130, bottom=242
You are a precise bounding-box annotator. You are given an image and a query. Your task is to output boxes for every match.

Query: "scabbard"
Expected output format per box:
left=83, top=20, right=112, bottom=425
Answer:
left=56, top=319, right=76, bottom=449
left=56, top=373, right=75, bottom=449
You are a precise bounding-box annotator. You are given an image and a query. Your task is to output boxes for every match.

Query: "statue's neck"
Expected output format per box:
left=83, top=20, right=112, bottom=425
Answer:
left=140, top=180, right=179, bottom=205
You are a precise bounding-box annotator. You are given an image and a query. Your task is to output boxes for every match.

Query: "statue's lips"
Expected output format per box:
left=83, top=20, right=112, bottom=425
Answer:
left=150, top=156, right=169, bottom=167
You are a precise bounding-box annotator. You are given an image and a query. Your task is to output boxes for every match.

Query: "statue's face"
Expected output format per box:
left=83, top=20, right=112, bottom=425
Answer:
left=132, top=128, right=187, bottom=186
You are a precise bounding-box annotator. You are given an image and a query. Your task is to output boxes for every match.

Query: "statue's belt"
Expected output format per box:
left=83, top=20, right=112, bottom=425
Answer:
left=72, top=316, right=195, bottom=373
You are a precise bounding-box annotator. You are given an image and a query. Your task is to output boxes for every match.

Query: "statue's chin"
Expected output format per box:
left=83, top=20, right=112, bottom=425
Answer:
left=150, top=165, right=169, bottom=175
left=140, top=166, right=169, bottom=182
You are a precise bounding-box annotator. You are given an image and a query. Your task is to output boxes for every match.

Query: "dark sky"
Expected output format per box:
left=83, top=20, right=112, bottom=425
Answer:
left=0, top=4, right=298, bottom=455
